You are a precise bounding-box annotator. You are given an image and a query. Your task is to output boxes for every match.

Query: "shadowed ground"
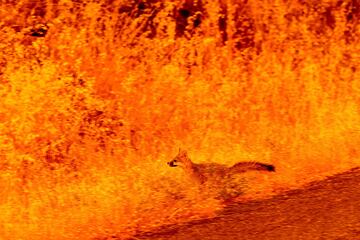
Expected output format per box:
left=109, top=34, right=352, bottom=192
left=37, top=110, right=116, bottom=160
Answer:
left=131, top=167, right=360, bottom=240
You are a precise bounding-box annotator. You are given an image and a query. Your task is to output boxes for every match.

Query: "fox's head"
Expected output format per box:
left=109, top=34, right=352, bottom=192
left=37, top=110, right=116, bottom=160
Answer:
left=167, top=148, right=206, bottom=184
left=167, top=148, right=191, bottom=168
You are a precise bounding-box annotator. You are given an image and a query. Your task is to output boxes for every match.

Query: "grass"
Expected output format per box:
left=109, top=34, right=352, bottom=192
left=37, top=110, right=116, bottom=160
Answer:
left=0, top=0, right=359, bottom=239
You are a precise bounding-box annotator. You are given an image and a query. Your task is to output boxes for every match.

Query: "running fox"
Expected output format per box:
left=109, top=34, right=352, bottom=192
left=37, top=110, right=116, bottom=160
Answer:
left=167, top=149, right=275, bottom=184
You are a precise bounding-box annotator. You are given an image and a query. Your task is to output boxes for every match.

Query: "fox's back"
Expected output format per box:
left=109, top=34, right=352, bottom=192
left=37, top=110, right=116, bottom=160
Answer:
left=194, top=162, right=274, bottom=184
left=193, top=162, right=228, bottom=178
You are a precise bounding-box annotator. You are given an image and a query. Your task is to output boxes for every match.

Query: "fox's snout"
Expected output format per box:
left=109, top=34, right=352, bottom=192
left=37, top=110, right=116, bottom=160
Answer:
left=167, top=161, right=177, bottom=167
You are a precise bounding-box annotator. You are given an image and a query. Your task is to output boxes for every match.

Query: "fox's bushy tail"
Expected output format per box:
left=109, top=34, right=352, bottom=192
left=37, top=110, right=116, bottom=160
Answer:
left=229, top=162, right=275, bottom=174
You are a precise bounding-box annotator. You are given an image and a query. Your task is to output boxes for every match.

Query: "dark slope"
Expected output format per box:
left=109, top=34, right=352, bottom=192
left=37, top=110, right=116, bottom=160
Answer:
left=133, top=167, right=360, bottom=240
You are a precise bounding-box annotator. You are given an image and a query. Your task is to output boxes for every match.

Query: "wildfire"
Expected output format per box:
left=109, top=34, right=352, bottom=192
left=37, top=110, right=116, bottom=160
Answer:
left=0, top=0, right=359, bottom=239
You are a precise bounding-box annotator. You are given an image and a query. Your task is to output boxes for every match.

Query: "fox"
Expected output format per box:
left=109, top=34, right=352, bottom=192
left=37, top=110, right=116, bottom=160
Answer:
left=167, top=149, right=275, bottom=184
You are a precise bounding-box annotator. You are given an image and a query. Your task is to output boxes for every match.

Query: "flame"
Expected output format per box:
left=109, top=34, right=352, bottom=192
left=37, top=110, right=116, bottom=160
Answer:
left=0, top=0, right=359, bottom=239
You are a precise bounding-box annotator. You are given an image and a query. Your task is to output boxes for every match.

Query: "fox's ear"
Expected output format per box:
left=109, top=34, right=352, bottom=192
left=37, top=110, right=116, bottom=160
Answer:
left=178, top=148, right=187, bottom=155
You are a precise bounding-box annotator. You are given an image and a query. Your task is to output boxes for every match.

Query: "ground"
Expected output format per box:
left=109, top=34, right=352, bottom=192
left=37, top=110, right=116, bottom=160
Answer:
left=132, top=167, right=360, bottom=240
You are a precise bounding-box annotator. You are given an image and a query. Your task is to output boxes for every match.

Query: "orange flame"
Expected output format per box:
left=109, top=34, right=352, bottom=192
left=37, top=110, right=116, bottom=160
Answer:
left=0, top=0, right=359, bottom=239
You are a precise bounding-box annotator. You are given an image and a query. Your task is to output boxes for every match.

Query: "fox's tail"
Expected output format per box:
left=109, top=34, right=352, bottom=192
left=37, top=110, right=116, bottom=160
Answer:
left=229, top=162, right=275, bottom=174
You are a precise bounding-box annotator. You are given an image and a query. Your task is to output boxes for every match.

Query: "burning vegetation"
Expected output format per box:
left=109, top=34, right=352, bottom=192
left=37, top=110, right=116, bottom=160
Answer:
left=0, top=0, right=359, bottom=239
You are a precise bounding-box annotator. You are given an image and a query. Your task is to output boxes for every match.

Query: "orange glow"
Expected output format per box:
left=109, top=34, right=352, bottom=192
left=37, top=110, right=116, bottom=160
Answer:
left=0, top=0, right=359, bottom=239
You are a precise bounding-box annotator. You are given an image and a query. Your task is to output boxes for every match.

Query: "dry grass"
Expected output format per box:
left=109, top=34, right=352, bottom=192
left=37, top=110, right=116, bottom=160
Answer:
left=0, top=0, right=359, bottom=239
